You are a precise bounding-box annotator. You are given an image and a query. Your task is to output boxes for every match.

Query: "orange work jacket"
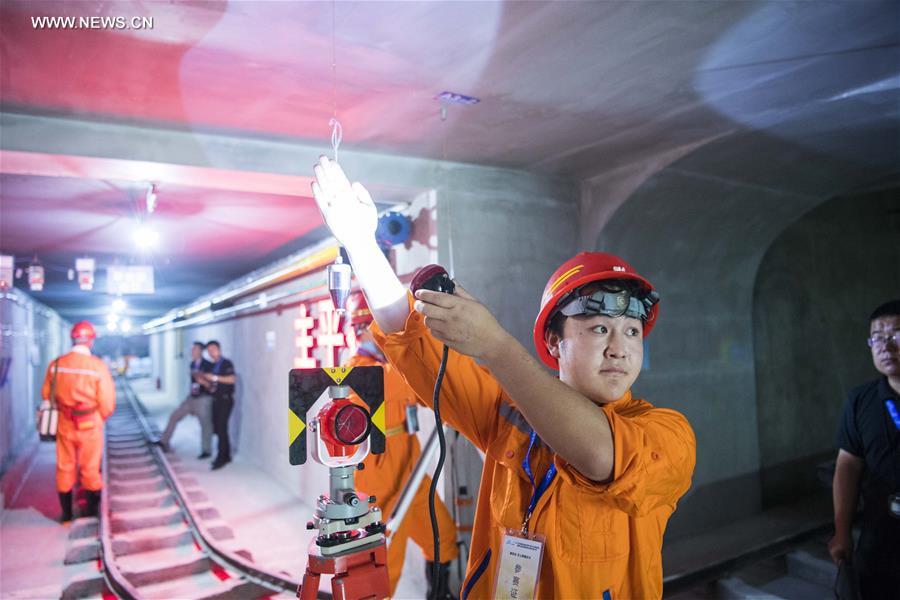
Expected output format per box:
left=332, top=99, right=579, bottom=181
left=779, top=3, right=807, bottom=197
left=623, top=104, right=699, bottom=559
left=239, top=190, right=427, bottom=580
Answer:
left=42, top=349, right=116, bottom=435
left=371, top=306, right=696, bottom=599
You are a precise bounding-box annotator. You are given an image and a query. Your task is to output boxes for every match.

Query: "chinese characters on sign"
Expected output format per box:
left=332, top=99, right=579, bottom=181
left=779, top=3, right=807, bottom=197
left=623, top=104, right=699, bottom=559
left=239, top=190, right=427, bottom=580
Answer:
left=294, top=299, right=359, bottom=368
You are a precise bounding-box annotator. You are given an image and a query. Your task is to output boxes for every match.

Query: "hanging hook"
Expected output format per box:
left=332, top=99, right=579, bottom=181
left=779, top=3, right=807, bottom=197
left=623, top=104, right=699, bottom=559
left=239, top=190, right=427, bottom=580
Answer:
left=329, top=117, right=343, bottom=163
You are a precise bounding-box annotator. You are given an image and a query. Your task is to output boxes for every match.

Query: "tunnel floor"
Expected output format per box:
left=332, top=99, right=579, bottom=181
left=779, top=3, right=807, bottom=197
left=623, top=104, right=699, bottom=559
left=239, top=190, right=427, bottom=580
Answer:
left=0, top=377, right=428, bottom=599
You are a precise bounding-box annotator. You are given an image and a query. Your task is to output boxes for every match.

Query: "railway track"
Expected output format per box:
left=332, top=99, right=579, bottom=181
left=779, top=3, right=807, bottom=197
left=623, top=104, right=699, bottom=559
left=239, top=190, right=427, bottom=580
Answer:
left=94, top=380, right=309, bottom=599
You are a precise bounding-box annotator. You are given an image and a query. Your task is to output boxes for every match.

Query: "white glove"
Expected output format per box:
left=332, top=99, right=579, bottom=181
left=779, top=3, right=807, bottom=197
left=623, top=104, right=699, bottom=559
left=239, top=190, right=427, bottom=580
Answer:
left=311, top=156, right=378, bottom=253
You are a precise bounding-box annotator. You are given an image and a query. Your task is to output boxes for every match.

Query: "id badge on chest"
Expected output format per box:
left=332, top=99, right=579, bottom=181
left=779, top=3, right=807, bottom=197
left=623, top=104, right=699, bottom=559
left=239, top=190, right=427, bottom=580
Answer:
left=493, top=529, right=545, bottom=600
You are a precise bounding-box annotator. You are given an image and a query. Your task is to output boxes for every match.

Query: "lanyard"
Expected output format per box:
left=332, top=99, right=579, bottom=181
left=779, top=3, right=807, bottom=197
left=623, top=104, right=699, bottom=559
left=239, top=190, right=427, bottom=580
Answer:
left=886, top=399, right=900, bottom=431
left=213, top=359, right=224, bottom=375
left=521, top=429, right=557, bottom=534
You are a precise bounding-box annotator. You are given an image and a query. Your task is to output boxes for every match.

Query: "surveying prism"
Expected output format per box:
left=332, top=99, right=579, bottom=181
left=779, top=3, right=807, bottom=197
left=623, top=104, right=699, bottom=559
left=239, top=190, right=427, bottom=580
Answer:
left=289, top=365, right=390, bottom=600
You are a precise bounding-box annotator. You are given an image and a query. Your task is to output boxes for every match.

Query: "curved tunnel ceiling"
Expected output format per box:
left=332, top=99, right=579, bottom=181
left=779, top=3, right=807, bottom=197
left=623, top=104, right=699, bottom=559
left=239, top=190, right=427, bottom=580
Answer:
left=0, top=0, right=897, bottom=325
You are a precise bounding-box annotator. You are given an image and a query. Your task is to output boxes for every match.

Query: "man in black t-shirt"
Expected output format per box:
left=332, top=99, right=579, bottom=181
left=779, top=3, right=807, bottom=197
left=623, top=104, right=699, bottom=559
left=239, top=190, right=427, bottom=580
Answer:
left=202, top=340, right=237, bottom=470
left=156, top=341, right=214, bottom=458
left=830, top=299, right=900, bottom=598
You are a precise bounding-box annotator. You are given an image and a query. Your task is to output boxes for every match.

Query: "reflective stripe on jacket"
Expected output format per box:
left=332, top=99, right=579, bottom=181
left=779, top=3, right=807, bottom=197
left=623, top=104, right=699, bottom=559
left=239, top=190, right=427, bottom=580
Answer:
left=371, top=298, right=696, bottom=599
left=42, top=350, right=116, bottom=435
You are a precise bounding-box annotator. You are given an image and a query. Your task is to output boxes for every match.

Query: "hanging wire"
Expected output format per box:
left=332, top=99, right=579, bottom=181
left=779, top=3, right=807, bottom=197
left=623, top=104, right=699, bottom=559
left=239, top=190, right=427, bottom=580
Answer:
left=440, top=101, right=455, bottom=279
left=329, top=0, right=342, bottom=163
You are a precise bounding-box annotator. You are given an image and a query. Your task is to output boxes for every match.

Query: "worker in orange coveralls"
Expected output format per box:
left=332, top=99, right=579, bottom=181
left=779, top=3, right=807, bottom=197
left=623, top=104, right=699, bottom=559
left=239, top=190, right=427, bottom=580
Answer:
left=344, top=292, right=460, bottom=599
left=40, top=321, right=116, bottom=522
left=312, top=156, right=696, bottom=599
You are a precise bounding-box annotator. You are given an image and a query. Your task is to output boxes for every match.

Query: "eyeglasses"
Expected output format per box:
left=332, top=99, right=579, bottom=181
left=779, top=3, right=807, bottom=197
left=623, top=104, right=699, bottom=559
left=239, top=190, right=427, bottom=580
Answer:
left=867, top=333, right=900, bottom=348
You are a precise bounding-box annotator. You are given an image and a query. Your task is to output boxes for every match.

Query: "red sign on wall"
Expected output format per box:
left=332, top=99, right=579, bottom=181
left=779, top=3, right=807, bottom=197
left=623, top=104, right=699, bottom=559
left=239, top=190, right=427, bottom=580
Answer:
left=293, top=299, right=359, bottom=368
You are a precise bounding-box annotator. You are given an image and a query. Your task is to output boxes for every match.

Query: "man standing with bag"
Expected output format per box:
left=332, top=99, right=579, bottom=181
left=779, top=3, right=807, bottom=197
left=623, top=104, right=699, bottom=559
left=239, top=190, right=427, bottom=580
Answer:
left=40, top=321, right=116, bottom=522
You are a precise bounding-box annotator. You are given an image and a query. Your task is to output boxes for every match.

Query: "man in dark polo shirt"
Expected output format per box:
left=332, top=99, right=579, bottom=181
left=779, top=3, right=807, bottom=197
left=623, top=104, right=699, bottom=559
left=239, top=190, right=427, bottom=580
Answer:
left=202, top=340, right=237, bottom=470
left=829, top=299, right=900, bottom=598
left=156, top=341, right=214, bottom=458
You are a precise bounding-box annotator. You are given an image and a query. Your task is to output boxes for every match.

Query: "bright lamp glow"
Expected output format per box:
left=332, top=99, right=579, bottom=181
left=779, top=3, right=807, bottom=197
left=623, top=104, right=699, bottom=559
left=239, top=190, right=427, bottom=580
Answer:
left=120, top=319, right=132, bottom=333
left=107, top=319, right=118, bottom=332
left=133, top=226, right=160, bottom=250
left=112, top=298, right=127, bottom=312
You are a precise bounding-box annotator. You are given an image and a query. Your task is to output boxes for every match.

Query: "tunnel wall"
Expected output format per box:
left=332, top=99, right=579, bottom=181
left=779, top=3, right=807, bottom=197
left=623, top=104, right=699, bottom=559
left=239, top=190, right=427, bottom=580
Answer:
left=753, top=186, right=900, bottom=508
left=590, top=126, right=898, bottom=539
left=0, top=291, right=69, bottom=485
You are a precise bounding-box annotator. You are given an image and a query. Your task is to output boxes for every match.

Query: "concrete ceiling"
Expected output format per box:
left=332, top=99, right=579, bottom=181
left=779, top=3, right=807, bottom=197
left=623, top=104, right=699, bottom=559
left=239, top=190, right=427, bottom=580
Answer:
left=1, top=0, right=897, bottom=324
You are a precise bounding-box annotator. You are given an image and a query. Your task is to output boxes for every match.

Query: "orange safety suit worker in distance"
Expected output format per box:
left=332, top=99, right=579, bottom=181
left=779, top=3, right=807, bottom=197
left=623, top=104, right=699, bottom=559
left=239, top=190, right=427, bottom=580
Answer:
left=345, top=294, right=459, bottom=598
left=41, top=321, right=116, bottom=522
left=368, top=255, right=696, bottom=599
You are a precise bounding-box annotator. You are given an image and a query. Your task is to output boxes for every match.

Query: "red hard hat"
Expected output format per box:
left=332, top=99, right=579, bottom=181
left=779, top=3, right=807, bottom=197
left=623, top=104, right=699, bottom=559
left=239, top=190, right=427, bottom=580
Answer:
left=346, top=292, right=373, bottom=327
left=533, top=252, right=659, bottom=370
left=70, top=321, right=97, bottom=342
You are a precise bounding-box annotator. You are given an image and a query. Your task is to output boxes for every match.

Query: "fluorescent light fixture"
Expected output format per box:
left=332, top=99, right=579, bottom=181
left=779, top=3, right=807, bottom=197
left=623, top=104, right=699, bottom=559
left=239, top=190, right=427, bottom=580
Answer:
left=133, top=226, right=160, bottom=250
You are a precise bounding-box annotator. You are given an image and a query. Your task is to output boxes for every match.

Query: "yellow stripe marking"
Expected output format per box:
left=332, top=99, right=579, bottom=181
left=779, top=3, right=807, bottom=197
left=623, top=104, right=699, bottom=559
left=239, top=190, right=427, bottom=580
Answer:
left=545, top=265, right=584, bottom=299
left=371, top=401, right=386, bottom=434
left=288, top=409, right=306, bottom=445
left=323, top=366, right=353, bottom=385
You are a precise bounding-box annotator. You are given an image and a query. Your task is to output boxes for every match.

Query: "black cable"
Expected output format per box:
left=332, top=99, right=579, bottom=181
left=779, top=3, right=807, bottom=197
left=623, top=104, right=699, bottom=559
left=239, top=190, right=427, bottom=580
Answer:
left=428, top=344, right=450, bottom=599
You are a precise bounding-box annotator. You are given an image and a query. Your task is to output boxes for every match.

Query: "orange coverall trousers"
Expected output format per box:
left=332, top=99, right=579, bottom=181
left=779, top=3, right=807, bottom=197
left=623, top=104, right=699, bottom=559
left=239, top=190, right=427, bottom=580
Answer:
left=348, top=353, right=459, bottom=595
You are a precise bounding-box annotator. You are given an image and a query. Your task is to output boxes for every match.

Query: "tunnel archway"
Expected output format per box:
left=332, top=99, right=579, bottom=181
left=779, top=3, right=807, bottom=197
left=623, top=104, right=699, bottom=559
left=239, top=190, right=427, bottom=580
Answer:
left=593, top=124, right=896, bottom=537
left=752, top=182, right=900, bottom=508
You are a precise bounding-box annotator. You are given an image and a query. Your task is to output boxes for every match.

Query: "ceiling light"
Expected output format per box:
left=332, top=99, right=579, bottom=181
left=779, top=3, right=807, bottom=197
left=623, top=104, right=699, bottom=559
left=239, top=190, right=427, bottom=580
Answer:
left=112, top=298, right=127, bottom=312
left=120, top=319, right=132, bottom=333
left=133, top=226, right=160, bottom=250
left=107, top=319, right=118, bottom=332
left=435, top=91, right=480, bottom=105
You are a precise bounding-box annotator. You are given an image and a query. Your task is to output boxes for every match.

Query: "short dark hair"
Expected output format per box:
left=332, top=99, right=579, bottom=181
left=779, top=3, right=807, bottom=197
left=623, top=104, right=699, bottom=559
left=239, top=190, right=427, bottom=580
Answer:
left=192, top=341, right=205, bottom=350
left=206, top=340, right=220, bottom=349
left=870, top=300, right=900, bottom=322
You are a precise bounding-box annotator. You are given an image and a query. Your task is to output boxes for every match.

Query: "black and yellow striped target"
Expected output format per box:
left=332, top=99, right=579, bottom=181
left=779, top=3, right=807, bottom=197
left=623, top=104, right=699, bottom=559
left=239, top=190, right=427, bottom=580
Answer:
left=288, top=366, right=385, bottom=465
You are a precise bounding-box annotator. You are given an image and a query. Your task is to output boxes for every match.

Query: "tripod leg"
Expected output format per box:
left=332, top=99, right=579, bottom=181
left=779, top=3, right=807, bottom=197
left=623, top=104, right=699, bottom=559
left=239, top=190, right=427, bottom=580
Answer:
left=331, top=552, right=390, bottom=600
left=298, top=567, right=322, bottom=600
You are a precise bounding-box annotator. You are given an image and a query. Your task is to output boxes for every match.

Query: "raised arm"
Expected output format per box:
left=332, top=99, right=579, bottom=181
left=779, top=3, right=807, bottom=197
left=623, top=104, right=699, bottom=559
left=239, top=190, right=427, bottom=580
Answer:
left=413, top=287, right=616, bottom=481
left=310, top=156, right=408, bottom=333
